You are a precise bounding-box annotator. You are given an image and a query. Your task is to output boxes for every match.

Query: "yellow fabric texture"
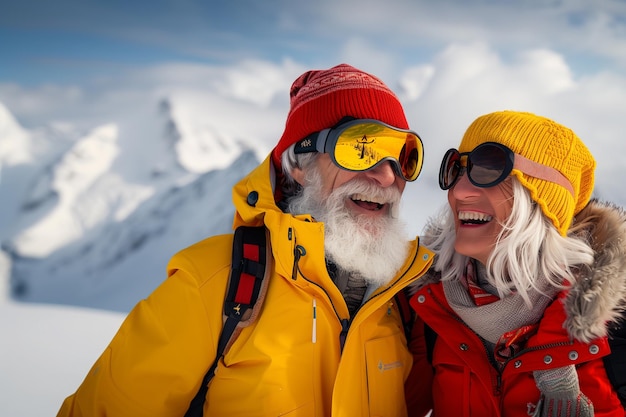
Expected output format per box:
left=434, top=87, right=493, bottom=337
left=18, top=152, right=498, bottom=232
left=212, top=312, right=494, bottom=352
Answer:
left=459, top=110, right=596, bottom=235
left=57, top=155, right=434, bottom=417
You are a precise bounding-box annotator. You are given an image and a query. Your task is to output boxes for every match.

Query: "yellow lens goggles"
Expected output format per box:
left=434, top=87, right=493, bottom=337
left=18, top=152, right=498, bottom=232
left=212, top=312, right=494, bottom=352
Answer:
left=293, top=119, right=424, bottom=181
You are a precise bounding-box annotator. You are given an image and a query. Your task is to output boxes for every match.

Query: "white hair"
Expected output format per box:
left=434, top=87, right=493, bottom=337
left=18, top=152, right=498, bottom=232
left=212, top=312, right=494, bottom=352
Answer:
left=280, top=144, right=409, bottom=286
left=280, top=145, right=316, bottom=198
left=424, top=179, right=595, bottom=307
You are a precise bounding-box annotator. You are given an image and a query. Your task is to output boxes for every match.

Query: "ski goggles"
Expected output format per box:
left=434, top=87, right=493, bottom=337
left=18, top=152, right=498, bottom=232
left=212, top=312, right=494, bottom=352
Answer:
left=439, top=141, right=574, bottom=196
left=293, top=119, right=424, bottom=182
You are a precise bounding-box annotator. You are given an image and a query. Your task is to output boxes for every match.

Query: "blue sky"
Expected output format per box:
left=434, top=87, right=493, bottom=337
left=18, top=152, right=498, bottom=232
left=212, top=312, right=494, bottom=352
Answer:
left=1, top=0, right=626, bottom=208
left=1, top=0, right=362, bottom=85
left=2, top=0, right=625, bottom=86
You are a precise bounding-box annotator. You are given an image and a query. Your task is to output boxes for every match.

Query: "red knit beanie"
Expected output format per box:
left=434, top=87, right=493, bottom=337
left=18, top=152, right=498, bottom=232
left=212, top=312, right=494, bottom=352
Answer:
left=271, top=63, right=409, bottom=170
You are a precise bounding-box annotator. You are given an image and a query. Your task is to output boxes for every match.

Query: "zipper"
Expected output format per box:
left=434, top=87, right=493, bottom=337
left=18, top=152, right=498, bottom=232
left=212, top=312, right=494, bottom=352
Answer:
left=339, top=319, right=350, bottom=352
left=290, top=236, right=423, bottom=354
left=290, top=240, right=349, bottom=349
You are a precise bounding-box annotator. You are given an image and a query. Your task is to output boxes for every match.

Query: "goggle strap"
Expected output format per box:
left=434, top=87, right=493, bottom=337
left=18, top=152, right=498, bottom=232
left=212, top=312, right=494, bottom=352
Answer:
left=513, top=154, right=575, bottom=197
left=293, top=129, right=331, bottom=155
left=317, top=128, right=331, bottom=153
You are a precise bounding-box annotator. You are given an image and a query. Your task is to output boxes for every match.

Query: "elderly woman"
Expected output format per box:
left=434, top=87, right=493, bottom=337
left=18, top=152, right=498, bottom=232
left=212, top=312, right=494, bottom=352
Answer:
left=409, top=111, right=626, bottom=417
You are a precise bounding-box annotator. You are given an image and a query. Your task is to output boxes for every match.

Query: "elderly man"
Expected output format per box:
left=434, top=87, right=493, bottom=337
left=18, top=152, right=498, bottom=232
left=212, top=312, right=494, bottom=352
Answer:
left=58, top=63, right=433, bottom=417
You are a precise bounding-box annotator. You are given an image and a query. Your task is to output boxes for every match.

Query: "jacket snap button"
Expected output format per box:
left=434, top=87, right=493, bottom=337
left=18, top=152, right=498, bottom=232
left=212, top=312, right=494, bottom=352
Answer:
left=543, top=355, right=553, bottom=364
left=459, top=343, right=469, bottom=351
left=568, top=351, right=579, bottom=361
left=422, top=254, right=429, bottom=261
left=514, top=360, right=522, bottom=368
left=247, top=191, right=259, bottom=206
left=417, top=295, right=426, bottom=303
left=589, top=344, right=599, bottom=355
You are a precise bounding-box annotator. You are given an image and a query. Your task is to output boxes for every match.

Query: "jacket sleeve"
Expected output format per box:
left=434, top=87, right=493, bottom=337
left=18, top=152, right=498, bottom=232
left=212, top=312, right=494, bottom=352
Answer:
left=576, top=358, right=625, bottom=416
left=56, top=265, right=222, bottom=417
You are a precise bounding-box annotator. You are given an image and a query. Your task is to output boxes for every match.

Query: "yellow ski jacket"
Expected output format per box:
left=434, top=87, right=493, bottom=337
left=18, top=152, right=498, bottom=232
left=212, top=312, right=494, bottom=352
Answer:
left=58, top=155, right=433, bottom=417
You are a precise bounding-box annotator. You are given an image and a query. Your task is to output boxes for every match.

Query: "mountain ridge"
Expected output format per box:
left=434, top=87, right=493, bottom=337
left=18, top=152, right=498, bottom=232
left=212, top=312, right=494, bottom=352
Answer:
left=1, top=96, right=262, bottom=312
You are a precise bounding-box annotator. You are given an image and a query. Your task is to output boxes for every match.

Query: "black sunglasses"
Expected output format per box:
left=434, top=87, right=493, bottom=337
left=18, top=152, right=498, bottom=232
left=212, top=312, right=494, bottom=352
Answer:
left=439, top=141, right=574, bottom=196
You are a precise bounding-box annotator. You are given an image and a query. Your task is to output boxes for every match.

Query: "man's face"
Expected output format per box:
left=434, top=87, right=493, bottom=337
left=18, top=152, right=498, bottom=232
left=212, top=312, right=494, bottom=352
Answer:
left=288, top=154, right=410, bottom=286
left=292, top=153, right=406, bottom=220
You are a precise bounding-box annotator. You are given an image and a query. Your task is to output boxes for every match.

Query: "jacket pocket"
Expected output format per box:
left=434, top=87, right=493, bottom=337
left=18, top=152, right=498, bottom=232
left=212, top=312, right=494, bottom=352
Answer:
left=365, top=334, right=411, bottom=417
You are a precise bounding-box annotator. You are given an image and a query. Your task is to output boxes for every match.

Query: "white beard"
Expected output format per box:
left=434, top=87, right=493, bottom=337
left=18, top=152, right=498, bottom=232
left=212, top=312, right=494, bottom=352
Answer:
left=286, top=167, right=410, bottom=287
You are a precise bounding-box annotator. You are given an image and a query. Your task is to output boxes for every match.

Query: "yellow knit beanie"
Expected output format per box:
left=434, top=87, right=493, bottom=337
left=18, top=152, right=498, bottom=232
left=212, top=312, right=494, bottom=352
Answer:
left=459, top=111, right=596, bottom=235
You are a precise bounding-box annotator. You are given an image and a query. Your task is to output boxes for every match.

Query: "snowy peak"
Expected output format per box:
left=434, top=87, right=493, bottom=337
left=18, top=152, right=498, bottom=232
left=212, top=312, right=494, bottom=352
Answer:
left=12, top=124, right=121, bottom=258
left=1, top=91, right=267, bottom=312
left=163, top=94, right=267, bottom=173
left=53, top=124, right=120, bottom=197
left=0, top=68, right=291, bottom=312
left=0, top=101, right=32, bottom=166
left=10, top=150, right=259, bottom=312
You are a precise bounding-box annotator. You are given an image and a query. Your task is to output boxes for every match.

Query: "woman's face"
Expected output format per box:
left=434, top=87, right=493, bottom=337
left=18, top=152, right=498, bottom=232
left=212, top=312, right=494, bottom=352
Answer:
left=447, top=171, right=514, bottom=264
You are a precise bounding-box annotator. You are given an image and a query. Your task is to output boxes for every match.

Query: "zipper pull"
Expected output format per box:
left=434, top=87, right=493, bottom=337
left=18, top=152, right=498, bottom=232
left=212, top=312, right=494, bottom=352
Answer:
left=312, top=298, right=317, bottom=343
left=291, top=245, right=306, bottom=280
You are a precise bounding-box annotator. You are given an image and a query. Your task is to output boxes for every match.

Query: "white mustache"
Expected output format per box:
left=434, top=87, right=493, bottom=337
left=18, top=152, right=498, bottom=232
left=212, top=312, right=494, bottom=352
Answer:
left=334, top=178, right=402, bottom=207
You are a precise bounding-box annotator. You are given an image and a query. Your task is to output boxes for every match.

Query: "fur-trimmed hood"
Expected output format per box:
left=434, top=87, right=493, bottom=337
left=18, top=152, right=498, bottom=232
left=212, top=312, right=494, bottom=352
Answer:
left=564, top=199, right=626, bottom=342
left=415, top=199, right=626, bottom=343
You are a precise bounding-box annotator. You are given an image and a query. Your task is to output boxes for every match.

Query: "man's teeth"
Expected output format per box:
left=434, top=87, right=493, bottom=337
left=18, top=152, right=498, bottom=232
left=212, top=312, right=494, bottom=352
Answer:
left=351, top=193, right=385, bottom=205
left=458, top=211, right=493, bottom=223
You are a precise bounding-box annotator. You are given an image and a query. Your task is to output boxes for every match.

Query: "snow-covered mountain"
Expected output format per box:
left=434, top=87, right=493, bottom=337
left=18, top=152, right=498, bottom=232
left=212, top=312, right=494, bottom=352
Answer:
left=0, top=96, right=265, bottom=312
left=3, top=59, right=625, bottom=315
left=6, top=151, right=258, bottom=312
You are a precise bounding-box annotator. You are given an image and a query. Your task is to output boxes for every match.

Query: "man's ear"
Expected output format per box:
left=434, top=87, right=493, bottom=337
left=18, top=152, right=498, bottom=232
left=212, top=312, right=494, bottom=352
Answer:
left=290, top=166, right=306, bottom=186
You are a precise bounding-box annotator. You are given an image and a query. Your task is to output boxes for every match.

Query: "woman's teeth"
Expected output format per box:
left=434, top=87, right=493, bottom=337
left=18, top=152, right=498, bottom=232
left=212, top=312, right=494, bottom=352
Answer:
left=458, top=211, right=492, bottom=224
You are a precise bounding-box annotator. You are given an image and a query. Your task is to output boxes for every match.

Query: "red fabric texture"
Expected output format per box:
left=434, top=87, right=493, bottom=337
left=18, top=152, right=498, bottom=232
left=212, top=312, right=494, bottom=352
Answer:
left=409, top=282, right=624, bottom=416
left=233, top=242, right=260, bottom=305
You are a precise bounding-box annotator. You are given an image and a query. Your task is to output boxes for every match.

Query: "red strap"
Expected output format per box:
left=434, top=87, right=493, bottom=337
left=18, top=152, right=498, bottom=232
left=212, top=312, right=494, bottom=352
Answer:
left=234, top=243, right=260, bottom=305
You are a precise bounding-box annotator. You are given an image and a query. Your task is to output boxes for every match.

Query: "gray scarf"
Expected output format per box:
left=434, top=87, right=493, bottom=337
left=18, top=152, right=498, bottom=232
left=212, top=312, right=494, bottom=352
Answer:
left=442, top=263, right=558, bottom=344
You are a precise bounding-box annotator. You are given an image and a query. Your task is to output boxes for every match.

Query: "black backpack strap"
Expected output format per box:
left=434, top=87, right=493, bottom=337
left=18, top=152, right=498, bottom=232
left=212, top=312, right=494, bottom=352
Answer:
left=604, top=317, right=626, bottom=408
left=184, top=226, right=268, bottom=417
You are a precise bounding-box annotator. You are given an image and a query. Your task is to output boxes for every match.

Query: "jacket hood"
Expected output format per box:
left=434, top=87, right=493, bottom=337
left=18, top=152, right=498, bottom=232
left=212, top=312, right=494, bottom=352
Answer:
left=416, top=199, right=626, bottom=343
left=230, top=154, right=307, bottom=283
left=564, top=198, right=626, bottom=342
left=231, top=154, right=283, bottom=229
